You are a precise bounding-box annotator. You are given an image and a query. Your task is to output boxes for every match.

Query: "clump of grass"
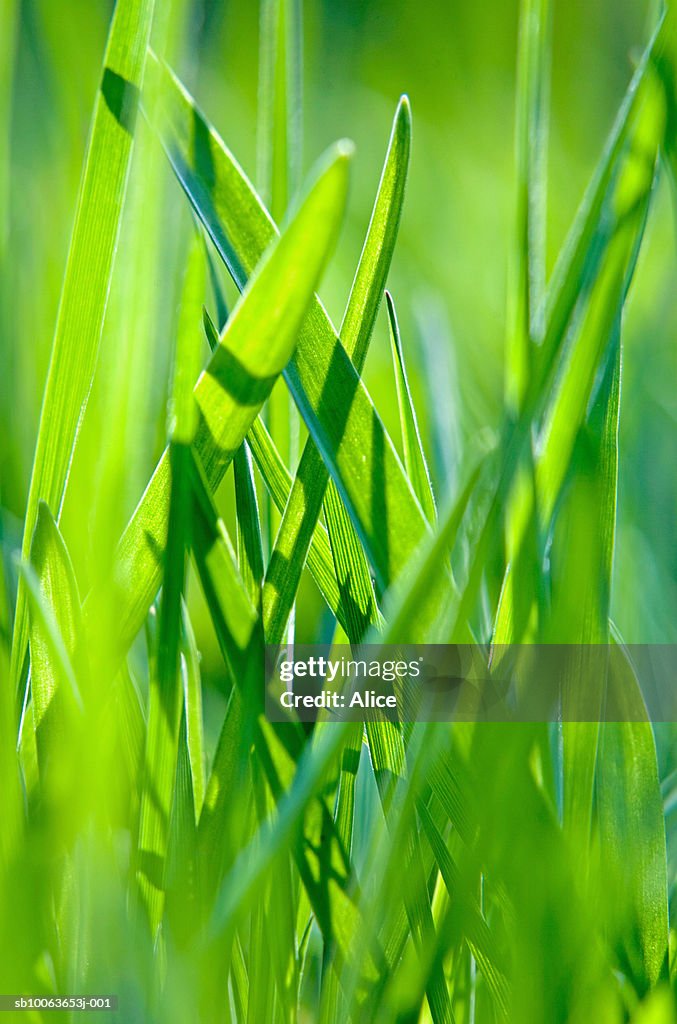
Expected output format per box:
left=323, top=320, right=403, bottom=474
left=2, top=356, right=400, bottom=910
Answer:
left=2, top=0, right=677, bottom=1021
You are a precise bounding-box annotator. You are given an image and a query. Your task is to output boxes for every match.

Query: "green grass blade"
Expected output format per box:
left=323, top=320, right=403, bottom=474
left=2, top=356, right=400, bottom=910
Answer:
left=323, top=482, right=380, bottom=643
left=319, top=720, right=364, bottom=1024
left=180, top=605, right=205, bottom=821
left=493, top=52, right=663, bottom=650
left=190, top=455, right=261, bottom=680
left=202, top=305, right=346, bottom=629
left=540, top=18, right=663, bottom=388
left=552, top=332, right=620, bottom=836
left=84, top=142, right=351, bottom=663
left=202, top=263, right=265, bottom=612
left=246, top=417, right=344, bottom=618
left=163, top=714, right=199, bottom=941
left=258, top=0, right=302, bottom=221
left=507, top=0, right=550, bottom=394
left=152, top=64, right=425, bottom=592
left=262, top=96, right=411, bottom=643
left=257, top=0, right=303, bottom=566
left=234, top=445, right=265, bottom=611
left=418, top=801, right=510, bottom=1018
left=453, top=64, right=665, bottom=640
left=654, top=3, right=677, bottom=179
left=374, top=460, right=484, bottom=644
left=11, top=0, right=157, bottom=702
left=336, top=723, right=454, bottom=1024
left=208, top=720, right=373, bottom=959
left=22, top=503, right=84, bottom=759
left=197, top=659, right=380, bottom=995
left=598, top=645, right=669, bottom=992
left=386, top=291, right=436, bottom=524
left=501, top=0, right=550, bottom=644
left=536, top=92, right=660, bottom=527
left=135, top=235, right=205, bottom=937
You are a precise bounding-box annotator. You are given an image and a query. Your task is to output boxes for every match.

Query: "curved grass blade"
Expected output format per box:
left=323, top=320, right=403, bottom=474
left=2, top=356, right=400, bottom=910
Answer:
left=386, top=291, right=436, bottom=524
left=151, top=61, right=428, bottom=594
left=200, top=92, right=409, bottom=644
left=201, top=306, right=345, bottom=626
left=535, top=85, right=661, bottom=528
left=11, top=0, right=157, bottom=703
left=263, top=95, right=412, bottom=644
left=453, top=58, right=665, bottom=640
left=540, top=16, right=663, bottom=386
left=201, top=252, right=264, bottom=613
left=83, top=142, right=351, bottom=663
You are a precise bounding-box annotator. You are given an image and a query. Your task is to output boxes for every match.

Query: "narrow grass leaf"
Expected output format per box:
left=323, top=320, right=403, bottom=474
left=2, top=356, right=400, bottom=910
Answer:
left=136, top=239, right=205, bottom=937
left=418, top=801, right=510, bottom=1018
left=190, top=455, right=260, bottom=680
left=453, top=59, right=665, bottom=640
left=245, top=415, right=345, bottom=624
left=386, top=291, right=436, bottom=524
left=500, top=0, right=551, bottom=644
left=257, top=0, right=302, bottom=220
left=23, top=503, right=84, bottom=758
left=234, top=445, right=264, bottom=611
left=257, top=0, right=304, bottom=564
left=84, top=142, right=351, bottom=662
left=152, top=62, right=427, bottom=593
left=11, top=0, right=157, bottom=701
left=598, top=644, right=669, bottom=992
left=262, top=95, right=411, bottom=643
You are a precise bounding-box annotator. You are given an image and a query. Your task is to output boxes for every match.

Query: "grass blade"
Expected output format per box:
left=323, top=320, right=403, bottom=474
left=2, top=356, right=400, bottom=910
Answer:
left=23, top=503, right=84, bottom=762
left=386, top=291, right=436, bottom=524
left=257, top=0, right=304, bottom=562
left=258, top=0, right=302, bottom=221
left=135, top=234, right=205, bottom=937
left=152, top=63, right=427, bottom=593
left=501, top=0, right=550, bottom=643
left=11, top=0, right=157, bottom=702
left=201, top=307, right=346, bottom=628
left=180, top=605, right=205, bottom=821
left=453, top=58, right=665, bottom=640
left=84, top=142, right=351, bottom=663
left=598, top=645, right=669, bottom=992
left=262, top=95, right=411, bottom=643
left=550, top=328, right=620, bottom=838
left=234, top=444, right=265, bottom=611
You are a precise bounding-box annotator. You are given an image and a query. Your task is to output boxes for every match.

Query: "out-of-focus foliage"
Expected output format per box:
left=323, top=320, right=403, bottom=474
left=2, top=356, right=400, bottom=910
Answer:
left=2, top=0, right=677, bottom=1022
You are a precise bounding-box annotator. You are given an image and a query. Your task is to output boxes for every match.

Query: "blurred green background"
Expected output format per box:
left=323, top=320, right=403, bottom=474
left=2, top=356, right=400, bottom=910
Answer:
left=1, top=0, right=675, bottom=652
left=2, top=3, right=677, bottom=1021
